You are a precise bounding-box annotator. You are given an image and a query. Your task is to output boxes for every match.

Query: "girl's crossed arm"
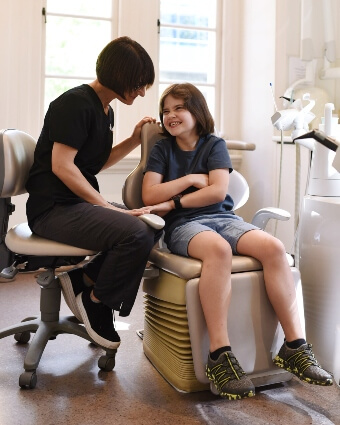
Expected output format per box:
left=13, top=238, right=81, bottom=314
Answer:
left=143, top=168, right=230, bottom=213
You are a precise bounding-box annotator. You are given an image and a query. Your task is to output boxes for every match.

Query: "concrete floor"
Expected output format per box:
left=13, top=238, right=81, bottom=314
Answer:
left=0, top=270, right=339, bottom=425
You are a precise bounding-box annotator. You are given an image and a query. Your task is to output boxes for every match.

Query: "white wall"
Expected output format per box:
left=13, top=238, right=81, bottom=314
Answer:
left=236, top=0, right=277, bottom=227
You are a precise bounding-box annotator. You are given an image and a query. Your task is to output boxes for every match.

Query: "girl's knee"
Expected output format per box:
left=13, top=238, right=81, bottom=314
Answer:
left=188, top=231, right=232, bottom=264
left=263, top=235, right=286, bottom=260
left=205, top=238, right=232, bottom=263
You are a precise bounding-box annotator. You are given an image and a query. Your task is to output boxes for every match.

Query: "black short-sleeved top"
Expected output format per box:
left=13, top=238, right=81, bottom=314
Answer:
left=26, top=84, right=114, bottom=225
left=144, top=134, right=235, bottom=243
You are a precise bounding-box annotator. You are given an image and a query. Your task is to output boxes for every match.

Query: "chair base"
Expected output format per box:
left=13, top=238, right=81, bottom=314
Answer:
left=142, top=267, right=303, bottom=393
left=143, top=334, right=209, bottom=393
left=142, top=292, right=292, bottom=393
left=0, top=315, right=92, bottom=367
left=0, top=272, right=117, bottom=388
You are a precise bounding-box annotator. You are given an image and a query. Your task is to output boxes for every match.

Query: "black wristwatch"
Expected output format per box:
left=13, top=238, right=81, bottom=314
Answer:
left=172, top=195, right=183, bottom=209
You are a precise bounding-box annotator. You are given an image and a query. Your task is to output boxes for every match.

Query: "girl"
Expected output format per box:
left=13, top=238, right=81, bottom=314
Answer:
left=143, top=83, right=332, bottom=400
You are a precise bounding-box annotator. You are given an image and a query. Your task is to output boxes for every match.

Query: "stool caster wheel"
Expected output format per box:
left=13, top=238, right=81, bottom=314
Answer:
left=19, top=371, right=37, bottom=389
left=14, top=331, right=31, bottom=344
left=98, top=355, right=115, bottom=371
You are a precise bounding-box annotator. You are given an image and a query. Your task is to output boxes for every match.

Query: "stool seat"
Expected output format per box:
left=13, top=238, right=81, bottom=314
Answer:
left=5, top=223, right=97, bottom=257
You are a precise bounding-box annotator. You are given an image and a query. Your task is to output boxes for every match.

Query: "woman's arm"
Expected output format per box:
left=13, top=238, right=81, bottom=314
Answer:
left=52, top=142, right=108, bottom=206
left=52, top=142, right=152, bottom=216
left=101, top=117, right=156, bottom=171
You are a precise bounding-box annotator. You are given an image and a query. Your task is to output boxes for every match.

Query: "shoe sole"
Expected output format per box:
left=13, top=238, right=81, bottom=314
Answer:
left=273, top=355, right=333, bottom=386
left=59, top=273, right=83, bottom=322
left=76, top=293, right=121, bottom=350
left=206, top=369, right=255, bottom=400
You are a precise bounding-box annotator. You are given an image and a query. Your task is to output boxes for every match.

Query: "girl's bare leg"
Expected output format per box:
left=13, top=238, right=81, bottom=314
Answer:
left=236, top=230, right=304, bottom=341
left=188, top=231, right=233, bottom=352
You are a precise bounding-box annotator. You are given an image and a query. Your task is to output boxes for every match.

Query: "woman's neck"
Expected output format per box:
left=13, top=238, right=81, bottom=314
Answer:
left=88, top=80, right=115, bottom=114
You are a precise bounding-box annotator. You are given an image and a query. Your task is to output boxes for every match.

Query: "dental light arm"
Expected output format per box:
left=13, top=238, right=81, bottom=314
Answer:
left=271, top=93, right=316, bottom=140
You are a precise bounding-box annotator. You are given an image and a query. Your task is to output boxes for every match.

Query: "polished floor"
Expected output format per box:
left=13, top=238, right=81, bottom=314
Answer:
left=0, top=269, right=339, bottom=425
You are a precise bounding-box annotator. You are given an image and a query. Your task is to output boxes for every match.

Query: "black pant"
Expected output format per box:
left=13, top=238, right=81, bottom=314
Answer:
left=31, top=202, right=161, bottom=316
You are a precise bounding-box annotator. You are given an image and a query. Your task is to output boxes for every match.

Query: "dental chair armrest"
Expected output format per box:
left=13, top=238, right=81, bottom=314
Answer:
left=251, top=207, right=290, bottom=230
left=138, top=213, right=165, bottom=230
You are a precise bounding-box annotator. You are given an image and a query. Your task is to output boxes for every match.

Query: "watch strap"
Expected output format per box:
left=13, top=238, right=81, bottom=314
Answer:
left=173, top=195, right=182, bottom=209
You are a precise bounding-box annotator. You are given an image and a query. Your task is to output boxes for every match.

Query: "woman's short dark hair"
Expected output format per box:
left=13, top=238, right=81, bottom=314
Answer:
left=96, top=36, right=155, bottom=98
left=159, top=83, right=215, bottom=137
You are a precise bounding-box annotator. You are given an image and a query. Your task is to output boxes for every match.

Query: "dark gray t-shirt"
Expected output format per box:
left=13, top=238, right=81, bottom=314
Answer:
left=144, top=134, right=235, bottom=242
left=26, top=84, right=114, bottom=225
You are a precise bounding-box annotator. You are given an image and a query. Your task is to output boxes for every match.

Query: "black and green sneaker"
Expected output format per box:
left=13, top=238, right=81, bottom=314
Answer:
left=273, top=342, right=333, bottom=386
left=206, top=351, right=255, bottom=400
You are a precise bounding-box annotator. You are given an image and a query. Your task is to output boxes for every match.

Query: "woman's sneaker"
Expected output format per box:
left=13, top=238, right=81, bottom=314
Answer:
left=76, top=287, right=121, bottom=350
left=206, top=351, right=255, bottom=400
left=273, top=342, right=333, bottom=386
left=58, top=269, right=87, bottom=322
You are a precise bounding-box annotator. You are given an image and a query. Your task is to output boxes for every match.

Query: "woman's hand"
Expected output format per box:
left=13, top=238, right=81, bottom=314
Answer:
left=104, top=203, right=152, bottom=216
left=131, top=117, right=157, bottom=144
left=125, top=206, right=152, bottom=216
left=105, top=199, right=173, bottom=218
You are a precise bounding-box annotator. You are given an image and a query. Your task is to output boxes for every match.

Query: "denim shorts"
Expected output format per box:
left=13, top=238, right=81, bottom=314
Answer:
left=167, top=214, right=259, bottom=257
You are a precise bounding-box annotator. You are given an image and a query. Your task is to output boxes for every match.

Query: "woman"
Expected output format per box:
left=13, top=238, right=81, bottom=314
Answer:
left=143, top=83, right=333, bottom=400
left=26, top=37, right=160, bottom=351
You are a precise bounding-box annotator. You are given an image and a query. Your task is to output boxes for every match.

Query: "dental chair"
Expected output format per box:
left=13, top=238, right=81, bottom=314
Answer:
left=123, top=122, right=304, bottom=393
left=0, top=128, right=163, bottom=389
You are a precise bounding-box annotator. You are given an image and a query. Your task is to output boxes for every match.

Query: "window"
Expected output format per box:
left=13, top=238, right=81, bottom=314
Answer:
left=159, top=0, right=219, bottom=118
left=43, top=0, right=113, bottom=113
left=42, top=1, right=222, bottom=134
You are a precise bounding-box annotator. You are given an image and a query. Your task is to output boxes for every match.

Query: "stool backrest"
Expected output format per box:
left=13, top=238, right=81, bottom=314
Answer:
left=123, top=122, right=249, bottom=211
left=0, top=129, right=36, bottom=198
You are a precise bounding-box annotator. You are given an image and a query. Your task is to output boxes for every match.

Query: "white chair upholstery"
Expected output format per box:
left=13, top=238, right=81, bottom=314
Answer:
left=123, top=123, right=304, bottom=393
